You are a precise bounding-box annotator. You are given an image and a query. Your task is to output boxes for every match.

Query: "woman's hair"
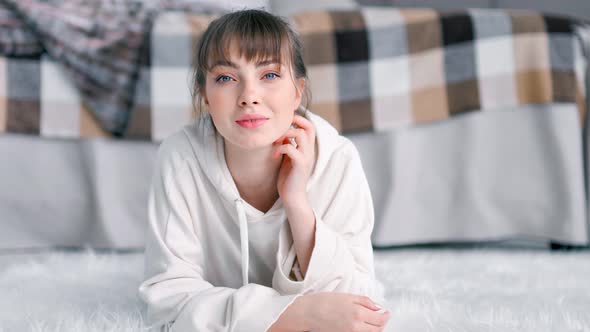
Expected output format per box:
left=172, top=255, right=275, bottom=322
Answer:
left=191, top=9, right=311, bottom=114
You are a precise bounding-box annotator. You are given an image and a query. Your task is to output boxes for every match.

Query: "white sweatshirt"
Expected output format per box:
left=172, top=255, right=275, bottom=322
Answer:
left=138, top=110, right=383, bottom=332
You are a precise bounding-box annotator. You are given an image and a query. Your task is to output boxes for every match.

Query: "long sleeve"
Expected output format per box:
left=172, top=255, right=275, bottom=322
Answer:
left=273, top=142, right=382, bottom=302
left=138, top=142, right=300, bottom=332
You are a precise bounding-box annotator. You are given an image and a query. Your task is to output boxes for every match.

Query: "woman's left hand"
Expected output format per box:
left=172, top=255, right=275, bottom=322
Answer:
left=273, top=114, right=316, bottom=207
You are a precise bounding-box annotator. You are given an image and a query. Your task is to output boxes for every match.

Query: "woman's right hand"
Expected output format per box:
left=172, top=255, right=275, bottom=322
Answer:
left=303, top=292, right=391, bottom=332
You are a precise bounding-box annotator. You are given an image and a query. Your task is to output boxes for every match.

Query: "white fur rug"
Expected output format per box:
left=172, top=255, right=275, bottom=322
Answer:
left=0, top=248, right=589, bottom=331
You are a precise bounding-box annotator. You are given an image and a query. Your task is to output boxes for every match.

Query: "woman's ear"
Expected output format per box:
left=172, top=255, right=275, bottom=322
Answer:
left=297, top=78, right=305, bottom=97
left=200, top=85, right=208, bottom=105
left=295, top=77, right=305, bottom=106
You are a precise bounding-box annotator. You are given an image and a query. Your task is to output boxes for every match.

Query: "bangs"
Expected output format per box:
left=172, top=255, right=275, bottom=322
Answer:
left=198, top=11, right=289, bottom=71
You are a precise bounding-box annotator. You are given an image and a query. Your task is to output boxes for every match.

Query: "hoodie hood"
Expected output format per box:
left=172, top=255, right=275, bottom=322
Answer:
left=181, top=106, right=343, bottom=286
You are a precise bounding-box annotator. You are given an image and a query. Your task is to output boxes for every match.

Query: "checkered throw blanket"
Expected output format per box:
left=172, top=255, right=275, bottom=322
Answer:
left=294, top=8, right=589, bottom=133
left=0, top=0, right=223, bottom=138
left=0, top=8, right=588, bottom=140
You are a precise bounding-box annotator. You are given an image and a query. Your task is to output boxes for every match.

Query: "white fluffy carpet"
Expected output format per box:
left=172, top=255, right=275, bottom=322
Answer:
left=0, top=248, right=589, bottom=331
left=373, top=248, right=590, bottom=332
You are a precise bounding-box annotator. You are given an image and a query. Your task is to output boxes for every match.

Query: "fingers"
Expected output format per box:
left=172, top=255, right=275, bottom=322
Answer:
left=272, top=143, right=301, bottom=163
left=272, top=116, right=316, bottom=168
left=350, top=309, right=390, bottom=332
left=354, top=296, right=391, bottom=328
left=363, top=309, right=391, bottom=328
left=362, top=324, right=387, bottom=332
left=354, top=296, right=381, bottom=311
left=292, top=114, right=316, bottom=140
left=273, top=115, right=315, bottom=153
left=280, top=127, right=309, bottom=153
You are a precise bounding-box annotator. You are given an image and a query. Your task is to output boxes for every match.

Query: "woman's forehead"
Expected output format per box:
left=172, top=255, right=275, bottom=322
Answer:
left=205, top=36, right=289, bottom=69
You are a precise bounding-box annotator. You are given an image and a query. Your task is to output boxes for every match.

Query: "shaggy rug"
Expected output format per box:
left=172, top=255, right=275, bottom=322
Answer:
left=0, top=248, right=589, bottom=331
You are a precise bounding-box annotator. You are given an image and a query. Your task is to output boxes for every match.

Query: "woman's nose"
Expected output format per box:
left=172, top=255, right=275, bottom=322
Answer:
left=238, top=81, right=260, bottom=106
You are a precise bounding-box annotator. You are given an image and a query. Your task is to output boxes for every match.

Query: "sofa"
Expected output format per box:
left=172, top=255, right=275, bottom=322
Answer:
left=1, top=0, right=589, bottom=249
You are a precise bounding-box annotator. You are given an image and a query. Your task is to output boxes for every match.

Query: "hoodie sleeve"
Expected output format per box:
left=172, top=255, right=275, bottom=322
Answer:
left=273, top=141, right=382, bottom=302
left=138, top=140, right=301, bottom=332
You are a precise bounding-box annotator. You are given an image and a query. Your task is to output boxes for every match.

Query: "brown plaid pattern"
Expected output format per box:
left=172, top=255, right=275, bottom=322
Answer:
left=293, top=8, right=588, bottom=133
left=0, top=0, right=224, bottom=139
left=0, top=8, right=588, bottom=140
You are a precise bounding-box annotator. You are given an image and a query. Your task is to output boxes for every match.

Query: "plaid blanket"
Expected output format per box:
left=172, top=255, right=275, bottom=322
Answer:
left=0, top=8, right=588, bottom=140
left=0, top=0, right=223, bottom=137
left=294, top=8, right=588, bottom=132
left=0, top=2, right=41, bottom=56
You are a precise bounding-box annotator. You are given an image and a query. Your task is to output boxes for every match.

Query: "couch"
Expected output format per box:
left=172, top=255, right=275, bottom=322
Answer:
left=1, top=0, right=589, bottom=249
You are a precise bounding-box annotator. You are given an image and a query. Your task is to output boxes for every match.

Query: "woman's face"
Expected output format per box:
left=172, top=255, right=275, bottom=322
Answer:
left=202, top=45, right=304, bottom=151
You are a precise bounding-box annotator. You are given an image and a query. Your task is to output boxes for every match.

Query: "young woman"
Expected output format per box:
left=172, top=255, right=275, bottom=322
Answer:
left=139, top=9, right=390, bottom=332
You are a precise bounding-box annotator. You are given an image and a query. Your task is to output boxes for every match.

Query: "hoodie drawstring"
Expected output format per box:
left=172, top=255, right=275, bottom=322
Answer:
left=235, top=199, right=249, bottom=286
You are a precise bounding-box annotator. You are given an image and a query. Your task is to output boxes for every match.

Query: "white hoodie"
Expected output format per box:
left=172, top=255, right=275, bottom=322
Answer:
left=138, top=110, right=383, bottom=332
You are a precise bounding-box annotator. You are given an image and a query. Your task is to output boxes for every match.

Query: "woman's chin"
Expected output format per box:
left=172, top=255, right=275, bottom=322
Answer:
left=242, top=141, right=274, bottom=151
left=229, top=137, right=273, bottom=151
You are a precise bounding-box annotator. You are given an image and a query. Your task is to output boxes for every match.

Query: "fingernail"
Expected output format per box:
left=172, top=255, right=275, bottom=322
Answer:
left=374, top=303, right=382, bottom=309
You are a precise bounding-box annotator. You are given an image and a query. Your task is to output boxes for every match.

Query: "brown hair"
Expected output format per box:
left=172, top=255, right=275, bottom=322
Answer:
left=191, top=9, right=310, bottom=114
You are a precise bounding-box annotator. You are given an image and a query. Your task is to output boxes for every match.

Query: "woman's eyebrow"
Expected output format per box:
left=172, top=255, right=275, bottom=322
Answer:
left=256, top=60, right=280, bottom=68
left=210, top=59, right=280, bottom=70
left=210, top=60, right=237, bottom=69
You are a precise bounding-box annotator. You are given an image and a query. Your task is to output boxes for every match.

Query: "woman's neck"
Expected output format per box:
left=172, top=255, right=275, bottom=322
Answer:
left=224, top=141, right=282, bottom=212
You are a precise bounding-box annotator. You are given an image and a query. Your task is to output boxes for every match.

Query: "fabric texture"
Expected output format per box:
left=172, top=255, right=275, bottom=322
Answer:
left=362, top=103, right=589, bottom=247
left=1, top=104, right=587, bottom=250
left=293, top=8, right=587, bottom=132
left=2, top=249, right=590, bottom=331
left=0, top=1, right=42, bottom=56
left=0, top=0, right=225, bottom=137
left=138, top=109, right=381, bottom=331
left=0, top=8, right=588, bottom=140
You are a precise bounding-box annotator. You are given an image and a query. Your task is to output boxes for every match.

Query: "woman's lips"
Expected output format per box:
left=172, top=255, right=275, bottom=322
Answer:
left=236, top=118, right=268, bottom=129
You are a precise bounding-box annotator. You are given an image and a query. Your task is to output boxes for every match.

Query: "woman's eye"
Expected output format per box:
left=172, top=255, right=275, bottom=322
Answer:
left=216, top=75, right=233, bottom=83
left=263, top=73, right=279, bottom=80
